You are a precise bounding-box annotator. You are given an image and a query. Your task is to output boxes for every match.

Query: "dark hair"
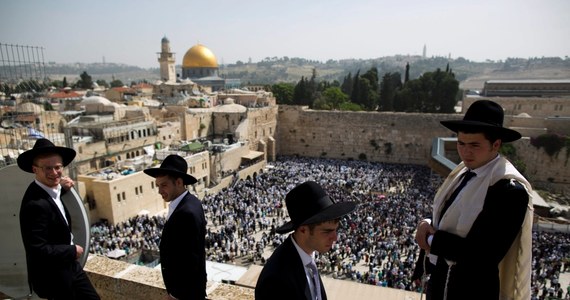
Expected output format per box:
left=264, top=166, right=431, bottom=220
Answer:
left=153, top=172, right=182, bottom=183
left=458, top=128, right=501, bottom=144
left=307, top=218, right=341, bottom=233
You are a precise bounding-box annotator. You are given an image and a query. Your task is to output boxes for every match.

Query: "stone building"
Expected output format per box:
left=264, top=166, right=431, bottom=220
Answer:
left=66, top=96, right=158, bottom=175
left=78, top=150, right=209, bottom=224
left=77, top=140, right=265, bottom=225
left=482, top=79, right=570, bottom=97
left=157, top=36, right=176, bottom=83
left=218, top=88, right=277, bottom=108
left=463, top=96, right=570, bottom=136
left=105, top=86, right=137, bottom=102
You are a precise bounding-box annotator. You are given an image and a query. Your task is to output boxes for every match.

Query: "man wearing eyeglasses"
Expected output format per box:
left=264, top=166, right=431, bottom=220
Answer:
left=17, top=138, right=100, bottom=300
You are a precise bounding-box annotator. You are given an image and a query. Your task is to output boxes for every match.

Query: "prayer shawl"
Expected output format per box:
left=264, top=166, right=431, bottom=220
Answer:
left=430, top=157, right=533, bottom=300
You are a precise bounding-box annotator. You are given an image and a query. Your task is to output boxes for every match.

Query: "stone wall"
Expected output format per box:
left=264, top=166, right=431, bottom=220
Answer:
left=156, top=121, right=181, bottom=146
left=277, top=106, right=452, bottom=165
left=246, top=106, right=278, bottom=154
left=276, top=105, right=569, bottom=193
left=545, top=117, right=570, bottom=136
left=84, top=255, right=255, bottom=300
left=514, top=138, right=570, bottom=192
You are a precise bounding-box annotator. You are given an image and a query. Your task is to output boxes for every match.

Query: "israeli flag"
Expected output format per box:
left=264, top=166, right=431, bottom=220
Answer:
left=28, top=127, right=45, bottom=139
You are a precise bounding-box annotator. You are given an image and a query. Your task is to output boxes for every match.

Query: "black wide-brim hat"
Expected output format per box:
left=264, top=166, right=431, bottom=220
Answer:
left=144, top=154, right=197, bottom=185
left=17, top=138, right=76, bottom=173
left=276, top=181, right=357, bottom=234
left=440, top=99, right=521, bottom=143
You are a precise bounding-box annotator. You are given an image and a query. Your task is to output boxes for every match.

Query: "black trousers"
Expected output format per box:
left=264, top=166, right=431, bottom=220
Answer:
left=37, top=261, right=100, bottom=300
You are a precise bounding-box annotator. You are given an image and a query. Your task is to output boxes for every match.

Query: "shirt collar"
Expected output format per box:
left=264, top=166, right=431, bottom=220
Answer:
left=291, top=234, right=315, bottom=266
left=35, top=179, right=61, bottom=200
left=167, top=190, right=188, bottom=220
left=470, top=154, right=501, bottom=177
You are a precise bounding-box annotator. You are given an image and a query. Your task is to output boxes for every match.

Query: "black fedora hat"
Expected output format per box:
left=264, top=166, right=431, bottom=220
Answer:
left=440, top=100, right=521, bottom=143
left=17, top=138, right=76, bottom=173
left=276, top=181, right=357, bottom=234
left=144, top=154, right=197, bottom=185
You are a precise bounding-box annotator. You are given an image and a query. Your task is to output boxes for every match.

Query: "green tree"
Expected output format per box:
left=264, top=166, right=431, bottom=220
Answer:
left=293, top=76, right=309, bottom=105
left=362, top=67, right=379, bottom=92
left=351, top=70, right=361, bottom=104
left=76, top=71, right=93, bottom=89
left=321, top=87, right=348, bottom=110
left=379, top=72, right=402, bottom=111
left=50, top=80, right=63, bottom=89
left=394, top=68, right=458, bottom=113
left=271, top=83, right=295, bottom=105
left=438, top=70, right=460, bottom=113
left=43, top=101, right=54, bottom=111
left=110, top=79, right=124, bottom=88
left=312, top=97, right=331, bottom=110
left=350, top=68, right=379, bottom=111
left=339, top=101, right=362, bottom=111
left=15, top=80, right=44, bottom=93
left=63, top=77, right=68, bottom=88
left=306, top=68, right=318, bottom=104
left=361, top=67, right=379, bottom=110
left=96, top=79, right=109, bottom=88
left=341, top=72, right=353, bottom=96
left=357, top=77, right=377, bottom=110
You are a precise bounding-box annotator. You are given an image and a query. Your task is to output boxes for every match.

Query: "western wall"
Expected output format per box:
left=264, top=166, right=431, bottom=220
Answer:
left=276, top=105, right=569, bottom=193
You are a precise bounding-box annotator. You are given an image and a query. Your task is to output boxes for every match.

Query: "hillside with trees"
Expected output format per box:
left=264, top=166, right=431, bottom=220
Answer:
left=2, top=56, right=568, bottom=108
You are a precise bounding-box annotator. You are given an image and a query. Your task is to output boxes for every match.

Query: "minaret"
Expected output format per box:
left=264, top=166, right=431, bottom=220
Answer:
left=157, top=36, right=176, bottom=82
left=423, top=44, right=427, bottom=59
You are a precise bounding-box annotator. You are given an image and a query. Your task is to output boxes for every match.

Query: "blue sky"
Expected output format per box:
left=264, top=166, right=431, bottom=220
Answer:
left=1, top=0, right=568, bottom=68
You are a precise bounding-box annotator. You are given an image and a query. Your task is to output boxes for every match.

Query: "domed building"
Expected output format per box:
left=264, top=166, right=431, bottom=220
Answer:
left=157, top=38, right=232, bottom=93
left=182, top=44, right=218, bottom=78
left=181, top=43, right=225, bottom=91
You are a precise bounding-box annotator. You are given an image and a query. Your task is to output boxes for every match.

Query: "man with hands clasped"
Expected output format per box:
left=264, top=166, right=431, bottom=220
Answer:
left=414, top=100, right=533, bottom=300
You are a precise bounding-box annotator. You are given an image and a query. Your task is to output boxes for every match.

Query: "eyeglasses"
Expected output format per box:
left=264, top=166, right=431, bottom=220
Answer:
left=34, top=165, right=64, bottom=172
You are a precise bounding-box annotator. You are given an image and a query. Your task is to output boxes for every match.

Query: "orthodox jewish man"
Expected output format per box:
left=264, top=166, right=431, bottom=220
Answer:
left=144, top=154, right=207, bottom=299
left=255, top=181, right=357, bottom=300
left=18, top=138, right=100, bottom=299
left=414, top=100, right=533, bottom=300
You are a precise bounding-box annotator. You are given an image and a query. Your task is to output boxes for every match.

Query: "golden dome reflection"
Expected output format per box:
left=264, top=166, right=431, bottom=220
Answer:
left=182, top=44, right=218, bottom=68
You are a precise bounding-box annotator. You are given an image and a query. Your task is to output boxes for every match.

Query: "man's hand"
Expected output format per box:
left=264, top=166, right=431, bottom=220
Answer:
left=415, top=219, right=436, bottom=251
left=75, top=245, right=84, bottom=259
left=60, top=176, right=75, bottom=191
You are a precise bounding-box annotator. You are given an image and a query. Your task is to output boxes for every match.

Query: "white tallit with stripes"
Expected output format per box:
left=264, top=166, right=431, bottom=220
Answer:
left=430, top=156, right=533, bottom=300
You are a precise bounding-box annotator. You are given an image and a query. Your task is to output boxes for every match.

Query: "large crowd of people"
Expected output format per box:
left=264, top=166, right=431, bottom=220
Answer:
left=89, top=156, right=570, bottom=298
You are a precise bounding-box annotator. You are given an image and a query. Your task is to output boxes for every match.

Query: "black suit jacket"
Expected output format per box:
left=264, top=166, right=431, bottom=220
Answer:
left=19, top=181, right=78, bottom=298
left=422, top=179, right=529, bottom=300
left=255, top=235, right=327, bottom=300
left=160, top=191, right=207, bottom=300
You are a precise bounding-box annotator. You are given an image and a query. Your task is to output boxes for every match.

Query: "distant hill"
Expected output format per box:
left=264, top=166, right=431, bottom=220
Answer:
left=40, top=56, right=570, bottom=91
left=42, top=62, right=159, bottom=84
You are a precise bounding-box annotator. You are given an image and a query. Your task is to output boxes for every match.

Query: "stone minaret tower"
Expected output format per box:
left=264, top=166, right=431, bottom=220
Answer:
left=157, top=36, right=176, bottom=82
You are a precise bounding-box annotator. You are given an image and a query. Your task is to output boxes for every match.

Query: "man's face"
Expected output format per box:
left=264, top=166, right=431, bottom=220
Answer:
left=457, top=132, right=500, bottom=170
left=305, top=220, right=339, bottom=254
left=155, top=175, right=183, bottom=202
left=32, top=154, right=64, bottom=188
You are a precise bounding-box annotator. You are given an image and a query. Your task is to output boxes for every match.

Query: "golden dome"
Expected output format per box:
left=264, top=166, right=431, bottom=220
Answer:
left=182, top=44, right=218, bottom=68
